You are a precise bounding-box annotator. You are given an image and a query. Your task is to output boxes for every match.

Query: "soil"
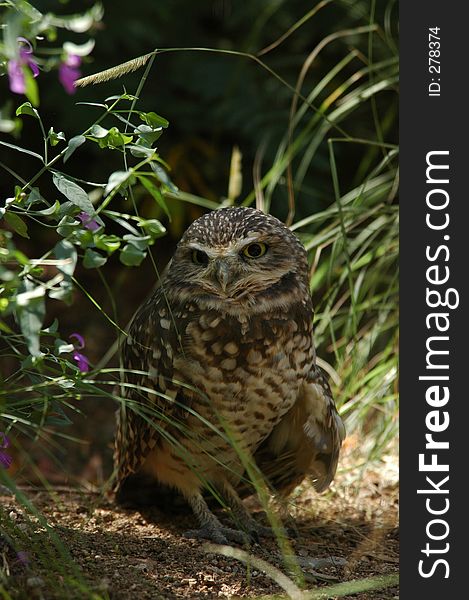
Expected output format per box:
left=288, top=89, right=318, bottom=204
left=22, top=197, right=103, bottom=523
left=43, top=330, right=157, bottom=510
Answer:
left=0, top=445, right=398, bottom=599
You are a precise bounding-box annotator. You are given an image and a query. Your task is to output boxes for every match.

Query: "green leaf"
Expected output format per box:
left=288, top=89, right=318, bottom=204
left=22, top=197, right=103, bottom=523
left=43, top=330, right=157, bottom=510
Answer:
left=29, top=266, right=44, bottom=277
left=43, top=318, right=59, bottom=334
left=150, top=162, right=177, bottom=192
left=49, top=280, right=73, bottom=302
left=134, top=124, right=163, bottom=146
left=138, top=218, right=167, bottom=239
left=74, top=228, right=94, bottom=248
left=122, top=234, right=151, bottom=251
left=15, top=281, right=46, bottom=357
left=138, top=175, right=171, bottom=219
left=57, top=215, right=79, bottom=238
left=128, top=144, right=156, bottom=158
left=0, top=319, right=14, bottom=334
left=63, top=135, right=86, bottom=163
left=104, top=170, right=133, bottom=197
left=13, top=249, right=29, bottom=266
left=33, top=200, right=61, bottom=217
left=88, top=124, right=108, bottom=138
left=83, top=248, right=107, bottom=269
left=141, top=112, right=169, bottom=129
left=120, top=244, right=146, bottom=266
left=50, top=240, right=77, bottom=303
left=48, top=127, right=66, bottom=147
left=24, top=67, right=39, bottom=107
left=106, top=127, right=133, bottom=148
left=58, top=201, right=77, bottom=219
left=15, top=102, right=39, bottom=118
left=46, top=402, right=73, bottom=426
left=14, top=0, right=43, bottom=21
left=56, top=378, right=76, bottom=389
left=52, top=172, right=99, bottom=219
left=105, top=93, right=138, bottom=102
left=4, top=212, right=29, bottom=238
left=25, top=187, right=46, bottom=207
left=54, top=239, right=77, bottom=278
left=95, top=234, right=121, bottom=254
left=87, top=125, right=133, bottom=149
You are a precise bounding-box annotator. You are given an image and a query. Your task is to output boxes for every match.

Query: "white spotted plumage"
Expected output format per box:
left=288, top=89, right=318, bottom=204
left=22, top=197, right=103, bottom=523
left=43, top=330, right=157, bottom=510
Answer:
left=114, top=207, right=345, bottom=542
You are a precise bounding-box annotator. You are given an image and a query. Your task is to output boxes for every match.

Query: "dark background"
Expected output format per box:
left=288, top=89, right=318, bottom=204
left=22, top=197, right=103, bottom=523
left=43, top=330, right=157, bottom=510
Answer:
left=1, top=0, right=395, bottom=216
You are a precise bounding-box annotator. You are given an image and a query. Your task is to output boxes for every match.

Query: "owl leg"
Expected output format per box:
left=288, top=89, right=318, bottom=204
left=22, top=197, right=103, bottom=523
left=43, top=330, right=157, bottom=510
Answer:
left=222, top=481, right=285, bottom=540
left=183, top=492, right=248, bottom=545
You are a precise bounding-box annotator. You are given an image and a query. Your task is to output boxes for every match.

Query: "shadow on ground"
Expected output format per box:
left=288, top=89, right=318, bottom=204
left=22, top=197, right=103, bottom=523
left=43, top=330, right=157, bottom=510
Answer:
left=1, top=471, right=399, bottom=600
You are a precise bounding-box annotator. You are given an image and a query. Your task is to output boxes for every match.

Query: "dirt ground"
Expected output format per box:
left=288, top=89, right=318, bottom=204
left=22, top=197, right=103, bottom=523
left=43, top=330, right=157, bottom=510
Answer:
left=0, top=444, right=398, bottom=600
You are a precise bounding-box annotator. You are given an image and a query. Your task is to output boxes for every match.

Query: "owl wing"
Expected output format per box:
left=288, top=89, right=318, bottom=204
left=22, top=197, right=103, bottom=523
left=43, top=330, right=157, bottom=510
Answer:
left=113, top=285, right=187, bottom=493
left=251, top=364, right=345, bottom=496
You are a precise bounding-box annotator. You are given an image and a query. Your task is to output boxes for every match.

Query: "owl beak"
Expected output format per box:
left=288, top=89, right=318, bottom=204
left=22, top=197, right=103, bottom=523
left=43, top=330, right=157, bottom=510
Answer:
left=214, top=260, right=231, bottom=292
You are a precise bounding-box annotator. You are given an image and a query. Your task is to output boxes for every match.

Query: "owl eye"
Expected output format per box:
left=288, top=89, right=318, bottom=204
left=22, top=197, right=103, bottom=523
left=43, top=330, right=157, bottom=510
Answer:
left=192, top=249, right=209, bottom=266
left=242, top=242, right=267, bottom=259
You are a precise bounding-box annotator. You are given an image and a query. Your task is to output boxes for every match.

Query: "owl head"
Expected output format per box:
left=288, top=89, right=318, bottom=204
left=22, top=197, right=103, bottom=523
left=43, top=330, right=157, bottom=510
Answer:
left=165, top=207, right=310, bottom=314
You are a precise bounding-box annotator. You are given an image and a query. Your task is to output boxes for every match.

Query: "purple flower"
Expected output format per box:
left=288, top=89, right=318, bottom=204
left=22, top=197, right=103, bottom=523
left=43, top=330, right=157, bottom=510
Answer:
left=16, top=551, right=30, bottom=566
left=73, top=351, right=90, bottom=372
left=8, top=38, right=39, bottom=95
left=77, top=211, right=100, bottom=232
left=69, top=333, right=90, bottom=372
left=0, top=432, right=12, bottom=469
left=8, top=60, right=26, bottom=94
left=59, top=54, right=81, bottom=95
left=70, top=332, right=85, bottom=349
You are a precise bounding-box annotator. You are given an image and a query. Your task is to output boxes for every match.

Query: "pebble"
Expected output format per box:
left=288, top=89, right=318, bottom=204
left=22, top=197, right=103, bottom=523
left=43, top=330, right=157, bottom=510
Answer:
left=297, top=556, right=348, bottom=569
left=359, top=555, right=370, bottom=562
left=207, top=566, right=223, bottom=575
left=27, top=577, right=44, bottom=588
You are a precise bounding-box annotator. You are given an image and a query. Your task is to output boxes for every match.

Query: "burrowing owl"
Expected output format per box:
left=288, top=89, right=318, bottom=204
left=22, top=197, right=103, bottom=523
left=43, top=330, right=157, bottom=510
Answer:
left=114, top=207, right=345, bottom=543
